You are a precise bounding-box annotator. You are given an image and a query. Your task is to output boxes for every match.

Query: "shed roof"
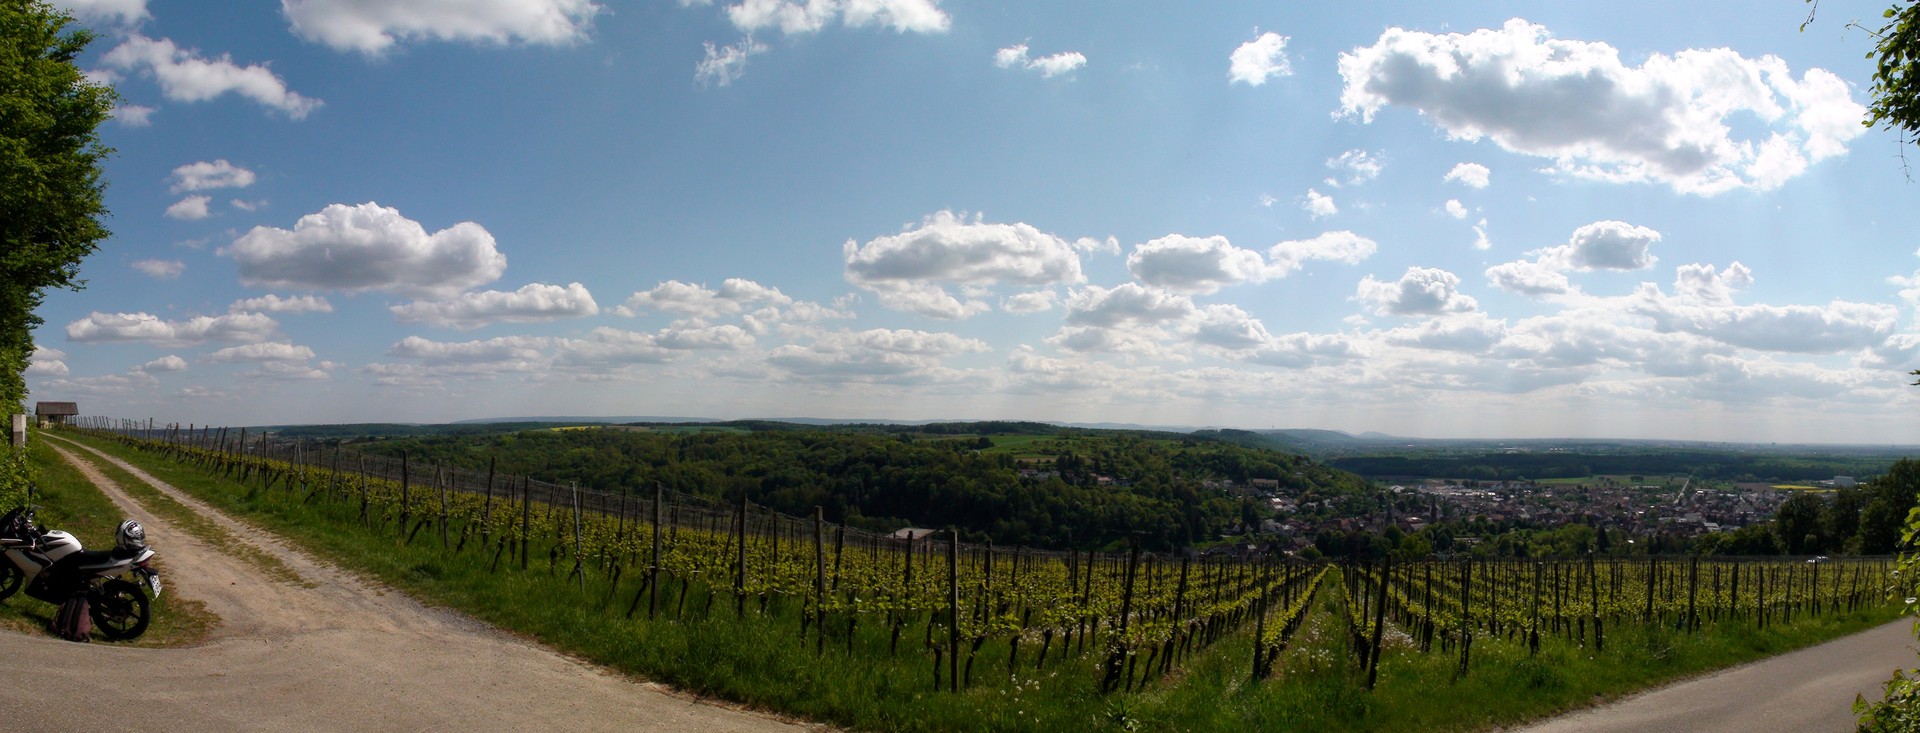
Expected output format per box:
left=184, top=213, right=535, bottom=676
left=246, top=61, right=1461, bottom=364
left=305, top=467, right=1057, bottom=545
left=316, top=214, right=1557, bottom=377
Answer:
left=34, top=402, right=78, bottom=416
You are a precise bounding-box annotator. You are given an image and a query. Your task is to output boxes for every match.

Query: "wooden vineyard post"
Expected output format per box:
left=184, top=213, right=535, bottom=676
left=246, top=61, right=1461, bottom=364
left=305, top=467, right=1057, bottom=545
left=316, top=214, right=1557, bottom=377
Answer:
left=1102, top=537, right=1141, bottom=695
left=948, top=528, right=960, bottom=693
left=1367, top=555, right=1390, bottom=690
left=650, top=483, right=663, bottom=620
left=1252, top=562, right=1268, bottom=680
left=1644, top=558, right=1657, bottom=622
left=438, top=465, right=450, bottom=548
left=357, top=455, right=369, bottom=527
left=399, top=452, right=411, bottom=540
left=1686, top=556, right=1699, bottom=634
left=482, top=457, right=496, bottom=542
left=736, top=494, right=750, bottom=619
left=1529, top=562, right=1542, bottom=656
left=1589, top=553, right=1602, bottom=652
left=814, top=507, right=827, bottom=655
left=1457, top=558, right=1471, bottom=677
left=571, top=482, right=585, bottom=592
left=520, top=476, right=532, bottom=571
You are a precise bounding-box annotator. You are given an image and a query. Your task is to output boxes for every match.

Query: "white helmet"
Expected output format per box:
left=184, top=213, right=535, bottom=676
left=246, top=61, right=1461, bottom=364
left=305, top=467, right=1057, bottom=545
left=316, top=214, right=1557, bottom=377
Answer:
left=116, top=519, right=147, bottom=550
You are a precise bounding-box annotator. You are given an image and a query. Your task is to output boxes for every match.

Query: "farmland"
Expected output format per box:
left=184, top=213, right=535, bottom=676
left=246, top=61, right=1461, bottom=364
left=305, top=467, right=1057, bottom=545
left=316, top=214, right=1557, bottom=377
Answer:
left=48, top=423, right=1911, bottom=732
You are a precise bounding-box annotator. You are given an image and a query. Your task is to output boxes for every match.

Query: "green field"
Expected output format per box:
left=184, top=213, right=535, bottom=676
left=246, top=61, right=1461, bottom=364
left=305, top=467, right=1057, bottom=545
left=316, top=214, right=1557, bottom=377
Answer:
left=45, top=428, right=1913, bottom=732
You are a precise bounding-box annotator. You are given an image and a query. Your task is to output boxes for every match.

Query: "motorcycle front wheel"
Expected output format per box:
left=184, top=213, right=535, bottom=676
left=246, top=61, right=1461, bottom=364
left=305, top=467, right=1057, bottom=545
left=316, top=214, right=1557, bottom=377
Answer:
left=90, top=579, right=150, bottom=640
left=0, top=564, right=19, bottom=601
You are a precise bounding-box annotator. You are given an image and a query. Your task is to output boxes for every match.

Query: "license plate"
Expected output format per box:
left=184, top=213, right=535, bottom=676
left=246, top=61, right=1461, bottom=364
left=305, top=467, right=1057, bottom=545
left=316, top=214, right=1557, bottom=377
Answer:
left=146, top=573, right=162, bottom=598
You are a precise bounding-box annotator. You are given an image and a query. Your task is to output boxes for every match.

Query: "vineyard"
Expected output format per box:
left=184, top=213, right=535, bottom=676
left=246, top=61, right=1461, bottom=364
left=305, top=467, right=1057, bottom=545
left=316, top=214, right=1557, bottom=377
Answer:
left=57, top=420, right=1915, bottom=732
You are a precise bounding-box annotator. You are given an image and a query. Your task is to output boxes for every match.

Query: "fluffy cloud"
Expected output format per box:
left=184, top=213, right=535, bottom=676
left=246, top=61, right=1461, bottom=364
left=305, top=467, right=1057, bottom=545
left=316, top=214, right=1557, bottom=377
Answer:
left=282, top=0, right=600, bottom=54
left=995, top=44, right=1086, bottom=78
left=1125, top=232, right=1375, bottom=295
left=66, top=311, right=277, bottom=346
left=390, top=334, right=548, bottom=366
left=1485, top=220, right=1660, bottom=296
left=1633, top=284, right=1896, bottom=354
left=27, top=346, right=68, bottom=377
left=392, top=282, right=599, bottom=329
left=1326, top=149, right=1382, bottom=186
left=1338, top=19, right=1865, bottom=194
left=228, top=294, right=333, bottom=313
left=1357, top=267, right=1479, bottom=316
left=696, top=37, right=767, bottom=87
left=1269, top=231, right=1377, bottom=273
left=50, top=0, right=147, bottom=24
left=1228, top=31, right=1291, bottom=86
left=1673, top=261, right=1753, bottom=305
left=137, top=355, right=189, bottom=373
left=131, top=259, right=184, bottom=279
left=1443, top=199, right=1468, bottom=219
left=653, top=324, right=756, bottom=350
left=1444, top=162, right=1490, bottom=188
left=1001, top=290, right=1057, bottom=314
left=1064, top=283, right=1196, bottom=328
left=723, top=0, right=950, bottom=35
left=1186, top=304, right=1275, bottom=351
left=1382, top=313, right=1508, bottom=352
left=111, top=104, right=155, bottom=127
left=1127, top=235, right=1271, bottom=294
left=206, top=342, right=316, bottom=364
left=1303, top=189, right=1336, bottom=218
left=169, top=160, right=255, bottom=193
left=618, top=278, right=791, bottom=320
left=767, top=328, right=985, bottom=384
left=224, top=202, right=507, bottom=298
left=100, top=35, right=321, bottom=119
left=844, top=211, right=1085, bottom=319
left=1560, top=221, right=1661, bottom=270
left=165, top=195, right=210, bottom=220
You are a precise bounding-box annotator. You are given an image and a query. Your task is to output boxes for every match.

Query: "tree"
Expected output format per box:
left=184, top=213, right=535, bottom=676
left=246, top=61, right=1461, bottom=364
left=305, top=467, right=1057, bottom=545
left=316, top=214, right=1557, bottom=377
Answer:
left=0, top=0, right=115, bottom=411
left=1774, top=491, right=1831, bottom=555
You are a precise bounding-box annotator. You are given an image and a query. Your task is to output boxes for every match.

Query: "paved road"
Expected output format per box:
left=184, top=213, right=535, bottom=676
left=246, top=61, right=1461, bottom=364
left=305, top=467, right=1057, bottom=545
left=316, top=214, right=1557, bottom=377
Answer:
left=1, top=437, right=813, bottom=733
left=1516, top=613, right=1915, bottom=732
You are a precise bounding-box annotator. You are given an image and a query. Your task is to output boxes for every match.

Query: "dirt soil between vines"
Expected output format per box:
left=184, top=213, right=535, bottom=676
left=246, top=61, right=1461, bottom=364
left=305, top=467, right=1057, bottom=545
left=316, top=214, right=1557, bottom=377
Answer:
left=1, top=438, right=814, bottom=732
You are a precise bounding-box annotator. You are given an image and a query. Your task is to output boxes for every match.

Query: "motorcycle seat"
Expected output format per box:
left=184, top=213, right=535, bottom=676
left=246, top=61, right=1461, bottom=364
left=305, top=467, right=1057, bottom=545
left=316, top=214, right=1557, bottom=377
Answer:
left=72, top=547, right=141, bottom=568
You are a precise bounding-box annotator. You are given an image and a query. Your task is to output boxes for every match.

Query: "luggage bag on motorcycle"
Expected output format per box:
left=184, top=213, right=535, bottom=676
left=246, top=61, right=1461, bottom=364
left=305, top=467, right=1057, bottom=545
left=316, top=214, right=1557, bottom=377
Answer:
left=50, top=592, right=90, bottom=642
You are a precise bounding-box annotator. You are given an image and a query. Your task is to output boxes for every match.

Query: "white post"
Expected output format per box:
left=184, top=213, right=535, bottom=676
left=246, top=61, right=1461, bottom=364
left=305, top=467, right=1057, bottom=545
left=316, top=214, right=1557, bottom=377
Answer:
left=10, top=414, right=23, bottom=447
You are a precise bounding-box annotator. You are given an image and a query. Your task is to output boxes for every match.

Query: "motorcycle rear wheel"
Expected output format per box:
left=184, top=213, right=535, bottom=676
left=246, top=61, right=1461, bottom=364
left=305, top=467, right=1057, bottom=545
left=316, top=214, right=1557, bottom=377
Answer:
left=90, top=579, right=150, bottom=640
left=0, top=565, right=19, bottom=601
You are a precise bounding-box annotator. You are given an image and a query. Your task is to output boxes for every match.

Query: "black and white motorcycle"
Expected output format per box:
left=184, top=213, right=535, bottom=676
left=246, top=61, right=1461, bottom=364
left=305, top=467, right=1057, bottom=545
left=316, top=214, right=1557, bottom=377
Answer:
left=0, top=505, right=161, bottom=640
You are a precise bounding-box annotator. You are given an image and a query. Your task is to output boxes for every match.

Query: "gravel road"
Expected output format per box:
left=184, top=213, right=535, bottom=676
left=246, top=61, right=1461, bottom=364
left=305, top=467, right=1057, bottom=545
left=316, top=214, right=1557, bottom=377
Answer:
left=1, top=438, right=814, bottom=733
left=1513, top=604, right=1915, bottom=732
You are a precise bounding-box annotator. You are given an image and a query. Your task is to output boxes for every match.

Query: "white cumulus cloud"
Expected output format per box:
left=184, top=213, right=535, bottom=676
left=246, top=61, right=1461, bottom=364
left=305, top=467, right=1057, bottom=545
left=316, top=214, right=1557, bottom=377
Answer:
left=1357, top=267, right=1479, bottom=316
left=618, top=278, right=791, bottom=320
left=165, top=195, right=210, bottom=220
left=169, top=159, right=254, bottom=193
left=100, top=35, right=321, bottom=119
left=845, top=211, right=1085, bottom=319
left=1444, top=162, right=1490, bottom=188
left=1303, top=189, right=1336, bottom=218
left=724, top=0, right=950, bottom=35
left=696, top=37, right=768, bottom=87
left=137, top=355, right=189, bottom=373
left=50, top=0, right=147, bottom=24
left=1338, top=19, right=1866, bottom=194
left=206, top=342, right=316, bottom=364
left=131, top=259, right=184, bottom=279
left=392, top=282, right=600, bottom=329
left=995, top=44, right=1086, bottom=78
left=1228, top=31, right=1291, bottom=86
left=283, top=0, right=601, bottom=55
left=66, top=311, right=278, bottom=346
left=223, top=202, right=507, bottom=298
left=228, top=294, right=333, bottom=313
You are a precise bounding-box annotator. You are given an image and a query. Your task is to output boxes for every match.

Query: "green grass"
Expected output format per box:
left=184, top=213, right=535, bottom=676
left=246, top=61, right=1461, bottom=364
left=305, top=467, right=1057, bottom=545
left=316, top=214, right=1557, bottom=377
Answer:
left=53, top=430, right=1910, bottom=731
left=0, top=437, right=218, bottom=647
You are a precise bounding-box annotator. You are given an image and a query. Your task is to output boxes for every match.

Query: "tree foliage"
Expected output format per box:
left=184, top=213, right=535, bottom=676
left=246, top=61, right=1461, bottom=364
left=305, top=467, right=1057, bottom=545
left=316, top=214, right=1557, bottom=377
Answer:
left=0, top=0, right=114, bottom=411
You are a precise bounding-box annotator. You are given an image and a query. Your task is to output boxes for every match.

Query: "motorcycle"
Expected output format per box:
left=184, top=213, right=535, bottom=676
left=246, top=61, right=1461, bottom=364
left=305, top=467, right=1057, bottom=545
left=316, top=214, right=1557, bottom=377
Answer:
left=0, top=504, right=161, bottom=640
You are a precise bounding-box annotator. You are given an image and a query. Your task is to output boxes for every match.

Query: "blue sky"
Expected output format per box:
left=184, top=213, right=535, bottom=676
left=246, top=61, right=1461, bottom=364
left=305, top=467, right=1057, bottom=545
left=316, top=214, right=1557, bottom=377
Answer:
left=24, top=0, right=1920, bottom=443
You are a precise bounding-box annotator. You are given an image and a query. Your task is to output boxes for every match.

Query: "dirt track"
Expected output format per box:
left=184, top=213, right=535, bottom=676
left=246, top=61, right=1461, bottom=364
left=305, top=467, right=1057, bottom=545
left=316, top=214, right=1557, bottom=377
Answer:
left=1, top=438, right=811, bottom=732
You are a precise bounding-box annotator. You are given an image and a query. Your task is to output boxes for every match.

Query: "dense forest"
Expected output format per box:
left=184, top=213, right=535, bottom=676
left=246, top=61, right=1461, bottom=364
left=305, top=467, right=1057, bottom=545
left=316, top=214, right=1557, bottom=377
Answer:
left=329, top=422, right=1374, bottom=550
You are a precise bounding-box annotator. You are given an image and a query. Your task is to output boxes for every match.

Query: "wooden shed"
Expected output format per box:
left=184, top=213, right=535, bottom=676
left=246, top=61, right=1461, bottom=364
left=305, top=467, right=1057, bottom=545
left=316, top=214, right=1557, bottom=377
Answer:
left=34, top=401, right=77, bottom=427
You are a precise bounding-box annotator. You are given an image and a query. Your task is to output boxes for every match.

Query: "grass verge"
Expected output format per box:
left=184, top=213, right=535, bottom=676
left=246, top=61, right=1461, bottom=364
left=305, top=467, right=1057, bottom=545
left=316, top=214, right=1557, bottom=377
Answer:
left=0, top=437, right=218, bottom=647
